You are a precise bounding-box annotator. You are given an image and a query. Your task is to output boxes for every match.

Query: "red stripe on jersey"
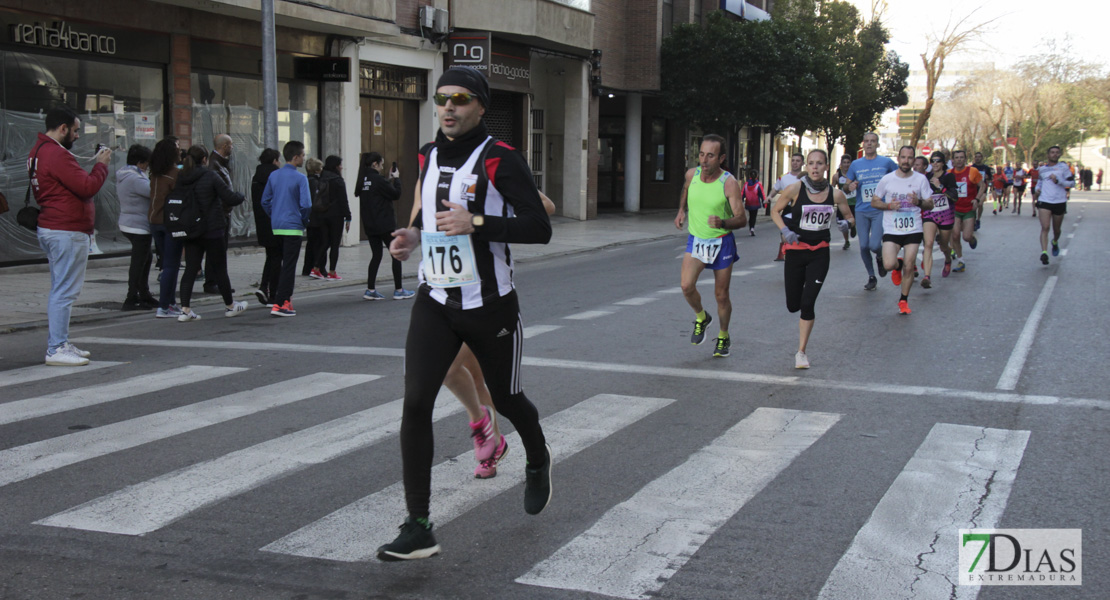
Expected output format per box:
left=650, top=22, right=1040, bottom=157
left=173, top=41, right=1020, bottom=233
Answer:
left=485, top=157, right=501, bottom=188
left=418, top=153, right=426, bottom=171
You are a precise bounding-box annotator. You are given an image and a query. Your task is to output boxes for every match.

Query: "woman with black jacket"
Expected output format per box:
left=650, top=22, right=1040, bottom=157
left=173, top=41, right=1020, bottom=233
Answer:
left=312, top=155, right=352, bottom=280
left=251, top=148, right=281, bottom=305
left=357, top=152, right=413, bottom=300
left=175, top=145, right=248, bottom=321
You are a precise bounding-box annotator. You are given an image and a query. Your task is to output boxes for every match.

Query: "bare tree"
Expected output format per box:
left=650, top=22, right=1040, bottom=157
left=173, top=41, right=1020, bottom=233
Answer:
left=908, top=6, right=1001, bottom=147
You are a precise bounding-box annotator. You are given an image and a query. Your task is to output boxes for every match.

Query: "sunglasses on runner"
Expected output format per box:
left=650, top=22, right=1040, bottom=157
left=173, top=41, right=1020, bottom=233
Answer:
left=930, top=158, right=944, bottom=163
left=433, top=92, right=476, bottom=106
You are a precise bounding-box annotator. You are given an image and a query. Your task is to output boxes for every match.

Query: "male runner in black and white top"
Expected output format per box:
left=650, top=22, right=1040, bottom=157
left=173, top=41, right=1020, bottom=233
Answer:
left=379, top=66, right=552, bottom=561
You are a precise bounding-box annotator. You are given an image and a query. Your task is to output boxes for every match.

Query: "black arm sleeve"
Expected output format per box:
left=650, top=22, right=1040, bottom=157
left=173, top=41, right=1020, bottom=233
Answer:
left=477, top=150, right=551, bottom=244
left=212, top=172, right=245, bottom=208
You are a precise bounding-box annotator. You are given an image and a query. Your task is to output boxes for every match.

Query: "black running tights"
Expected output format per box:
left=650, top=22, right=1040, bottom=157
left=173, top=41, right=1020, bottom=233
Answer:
left=401, top=289, right=546, bottom=519
left=367, top=233, right=403, bottom=290
left=784, top=248, right=829, bottom=321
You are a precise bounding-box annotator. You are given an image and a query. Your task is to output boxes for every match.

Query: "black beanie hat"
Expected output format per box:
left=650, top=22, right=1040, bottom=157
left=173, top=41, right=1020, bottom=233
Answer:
left=436, top=66, right=490, bottom=108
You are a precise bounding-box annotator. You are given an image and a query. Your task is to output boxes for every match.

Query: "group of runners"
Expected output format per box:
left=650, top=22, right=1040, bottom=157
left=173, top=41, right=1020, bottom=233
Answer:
left=674, top=133, right=1076, bottom=370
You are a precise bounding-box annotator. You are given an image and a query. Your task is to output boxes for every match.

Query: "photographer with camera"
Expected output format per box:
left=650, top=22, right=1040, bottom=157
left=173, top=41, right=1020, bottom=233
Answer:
left=30, top=106, right=111, bottom=366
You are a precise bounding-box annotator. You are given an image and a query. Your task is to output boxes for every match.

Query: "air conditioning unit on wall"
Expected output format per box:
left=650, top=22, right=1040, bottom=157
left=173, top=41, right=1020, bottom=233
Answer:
left=419, top=7, right=449, bottom=35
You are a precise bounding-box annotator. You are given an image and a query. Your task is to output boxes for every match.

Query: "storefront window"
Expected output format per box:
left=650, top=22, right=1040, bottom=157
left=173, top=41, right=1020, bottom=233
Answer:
left=0, top=50, right=164, bottom=264
left=191, top=71, right=318, bottom=237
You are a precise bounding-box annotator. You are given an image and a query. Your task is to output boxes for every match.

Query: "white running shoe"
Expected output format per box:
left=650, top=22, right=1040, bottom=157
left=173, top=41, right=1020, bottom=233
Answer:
left=795, top=351, right=810, bottom=369
left=177, top=309, right=201, bottom=322
left=225, top=300, right=248, bottom=317
left=63, top=342, right=91, bottom=358
left=45, top=346, right=89, bottom=366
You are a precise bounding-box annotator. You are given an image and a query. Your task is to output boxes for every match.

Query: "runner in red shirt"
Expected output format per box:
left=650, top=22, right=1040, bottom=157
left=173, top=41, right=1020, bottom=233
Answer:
left=947, top=150, right=984, bottom=272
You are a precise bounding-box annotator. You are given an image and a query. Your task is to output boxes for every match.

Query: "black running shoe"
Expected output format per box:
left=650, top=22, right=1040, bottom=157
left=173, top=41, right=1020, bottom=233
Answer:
left=690, top=314, right=713, bottom=345
left=377, top=517, right=440, bottom=561
left=1040, top=252, right=1049, bottom=265
left=864, top=276, right=877, bottom=291
left=876, top=260, right=887, bottom=278
left=524, top=444, right=553, bottom=515
left=713, top=336, right=731, bottom=358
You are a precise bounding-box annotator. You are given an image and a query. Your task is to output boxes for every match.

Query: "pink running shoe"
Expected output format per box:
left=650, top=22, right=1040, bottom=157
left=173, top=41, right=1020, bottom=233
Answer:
left=469, top=406, right=498, bottom=461
left=474, top=437, right=508, bottom=479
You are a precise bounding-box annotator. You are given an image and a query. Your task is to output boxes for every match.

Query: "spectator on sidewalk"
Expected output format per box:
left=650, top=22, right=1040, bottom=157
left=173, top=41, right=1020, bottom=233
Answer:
left=174, top=145, right=248, bottom=322
left=261, top=141, right=312, bottom=317
left=251, top=148, right=281, bottom=306
left=312, top=155, right=352, bottom=280
left=357, top=152, right=413, bottom=300
left=116, top=144, right=157, bottom=311
left=303, top=157, right=325, bottom=278
left=204, top=133, right=236, bottom=295
left=149, top=137, right=184, bottom=318
left=32, top=106, right=111, bottom=366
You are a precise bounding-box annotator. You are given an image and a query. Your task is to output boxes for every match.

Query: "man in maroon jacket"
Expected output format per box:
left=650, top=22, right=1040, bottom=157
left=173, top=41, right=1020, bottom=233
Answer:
left=32, top=106, right=111, bottom=366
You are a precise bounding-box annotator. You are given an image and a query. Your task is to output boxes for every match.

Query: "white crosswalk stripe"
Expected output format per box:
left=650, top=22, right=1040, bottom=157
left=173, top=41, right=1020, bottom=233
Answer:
left=2, top=372, right=377, bottom=491
left=0, top=361, right=122, bottom=389
left=0, top=365, right=245, bottom=426
left=34, top=386, right=458, bottom=535
left=817, top=423, right=1029, bottom=600
left=261, top=393, right=675, bottom=562
left=517, top=407, right=841, bottom=599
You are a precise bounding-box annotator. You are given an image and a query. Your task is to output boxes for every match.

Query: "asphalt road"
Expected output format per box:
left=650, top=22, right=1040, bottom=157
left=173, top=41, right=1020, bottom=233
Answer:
left=0, top=195, right=1106, bottom=600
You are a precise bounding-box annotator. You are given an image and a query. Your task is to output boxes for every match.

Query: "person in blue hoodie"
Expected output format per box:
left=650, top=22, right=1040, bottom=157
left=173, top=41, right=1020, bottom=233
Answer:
left=261, top=141, right=312, bottom=317
left=116, top=144, right=157, bottom=311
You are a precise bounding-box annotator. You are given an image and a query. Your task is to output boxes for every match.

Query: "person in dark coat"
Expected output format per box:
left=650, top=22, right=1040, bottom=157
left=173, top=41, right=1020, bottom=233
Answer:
left=302, top=157, right=325, bottom=277
left=174, top=145, right=248, bottom=321
left=313, top=155, right=352, bottom=280
left=252, top=148, right=281, bottom=305
left=357, top=151, right=413, bottom=300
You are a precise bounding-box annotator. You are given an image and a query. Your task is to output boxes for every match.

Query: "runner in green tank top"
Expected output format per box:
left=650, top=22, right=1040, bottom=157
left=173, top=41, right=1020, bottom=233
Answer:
left=673, top=134, right=746, bottom=358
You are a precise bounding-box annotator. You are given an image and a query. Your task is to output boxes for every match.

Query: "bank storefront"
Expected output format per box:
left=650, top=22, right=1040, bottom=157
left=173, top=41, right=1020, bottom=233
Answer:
left=0, top=10, right=168, bottom=265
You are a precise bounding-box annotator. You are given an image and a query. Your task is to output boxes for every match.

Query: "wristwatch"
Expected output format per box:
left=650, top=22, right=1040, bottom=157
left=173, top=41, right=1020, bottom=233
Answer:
left=471, top=214, right=485, bottom=229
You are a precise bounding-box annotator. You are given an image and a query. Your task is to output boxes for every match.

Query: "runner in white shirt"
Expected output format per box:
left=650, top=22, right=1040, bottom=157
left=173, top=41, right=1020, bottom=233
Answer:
left=872, top=145, right=934, bottom=315
left=1012, top=164, right=1027, bottom=214
left=1032, top=145, right=1075, bottom=264
left=769, top=152, right=804, bottom=261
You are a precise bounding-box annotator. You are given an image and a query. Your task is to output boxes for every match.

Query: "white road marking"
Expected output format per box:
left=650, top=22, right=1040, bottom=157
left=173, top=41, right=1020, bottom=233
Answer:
left=0, top=361, right=122, bottom=389
left=613, top=297, right=658, bottom=306
left=996, top=275, right=1057, bottom=390
left=5, top=373, right=375, bottom=490
left=731, top=270, right=753, bottom=277
left=35, top=385, right=468, bottom=536
left=72, top=338, right=1110, bottom=410
left=1059, top=248, right=1068, bottom=256
left=523, top=325, right=562, bottom=338
left=0, top=366, right=245, bottom=426
left=1067, top=233, right=1075, bottom=239
left=72, top=337, right=404, bottom=358
left=655, top=288, right=684, bottom=295
left=563, top=310, right=615, bottom=321
left=752, top=264, right=776, bottom=270
left=818, top=423, right=1029, bottom=600
left=518, top=407, right=840, bottom=599
left=261, top=394, right=675, bottom=562
left=675, top=254, right=684, bottom=260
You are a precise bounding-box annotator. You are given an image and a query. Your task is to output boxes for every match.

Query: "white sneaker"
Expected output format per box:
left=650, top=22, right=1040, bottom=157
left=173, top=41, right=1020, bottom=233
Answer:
left=795, top=351, right=810, bottom=369
left=63, top=342, right=91, bottom=358
left=178, top=309, right=201, bottom=322
left=45, top=346, right=89, bottom=366
left=225, top=300, right=248, bottom=317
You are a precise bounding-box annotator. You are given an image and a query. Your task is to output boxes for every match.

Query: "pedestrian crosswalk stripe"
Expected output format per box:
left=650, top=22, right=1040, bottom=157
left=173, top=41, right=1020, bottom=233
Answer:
left=34, top=385, right=461, bottom=535
left=0, top=366, right=246, bottom=426
left=517, top=407, right=840, bottom=599
left=563, top=310, right=615, bottom=320
left=817, top=423, right=1029, bottom=600
left=613, top=297, right=658, bottom=306
left=72, top=337, right=405, bottom=358
left=261, top=393, right=675, bottom=562
left=523, top=325, right=562, bottom=339
left=8, top=373, right=376, bottom=492
left=0, top=361, right=122, bottom=389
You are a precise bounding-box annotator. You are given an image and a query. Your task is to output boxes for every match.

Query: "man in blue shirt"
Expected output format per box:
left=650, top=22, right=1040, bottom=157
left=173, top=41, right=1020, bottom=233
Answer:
left=261, top=141, right=312, bottom=317
left=845, top=132, right=898, bottom=291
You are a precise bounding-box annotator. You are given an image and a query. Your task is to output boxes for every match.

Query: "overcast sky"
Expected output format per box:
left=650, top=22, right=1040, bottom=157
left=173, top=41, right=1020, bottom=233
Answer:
left=844, top=0, right=1110, bottom=71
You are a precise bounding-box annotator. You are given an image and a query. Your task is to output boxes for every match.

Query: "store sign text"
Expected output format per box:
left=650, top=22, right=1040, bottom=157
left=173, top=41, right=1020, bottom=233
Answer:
left=10, top=21, right=116, bottom=56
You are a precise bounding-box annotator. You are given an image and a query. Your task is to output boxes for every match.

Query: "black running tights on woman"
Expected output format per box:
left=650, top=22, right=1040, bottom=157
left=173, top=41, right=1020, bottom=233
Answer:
left=400, top=289, right=546, bottom=519
left=784, top=247, right=830, bottom=320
